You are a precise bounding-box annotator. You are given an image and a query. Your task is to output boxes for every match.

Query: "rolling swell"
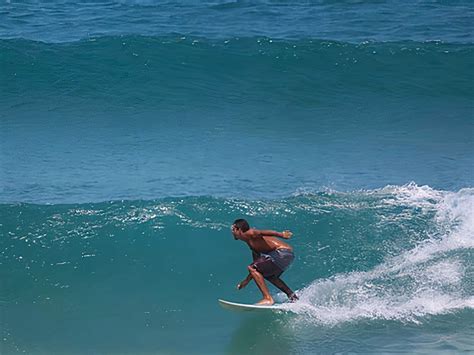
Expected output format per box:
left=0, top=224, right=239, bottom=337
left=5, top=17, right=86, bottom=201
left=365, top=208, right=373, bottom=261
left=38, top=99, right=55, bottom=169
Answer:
left=1, top=36, right=473, bottom=110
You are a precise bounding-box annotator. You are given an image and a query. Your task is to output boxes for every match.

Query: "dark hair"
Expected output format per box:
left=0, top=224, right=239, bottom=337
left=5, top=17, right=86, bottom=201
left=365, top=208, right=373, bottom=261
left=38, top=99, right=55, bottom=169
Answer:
left=233, top=219, right=250, bottom=232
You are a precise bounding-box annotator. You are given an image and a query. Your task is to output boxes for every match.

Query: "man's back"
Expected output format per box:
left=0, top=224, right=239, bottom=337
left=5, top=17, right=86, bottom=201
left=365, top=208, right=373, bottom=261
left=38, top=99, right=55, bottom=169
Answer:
left=245, top=229, right=293, bottom=254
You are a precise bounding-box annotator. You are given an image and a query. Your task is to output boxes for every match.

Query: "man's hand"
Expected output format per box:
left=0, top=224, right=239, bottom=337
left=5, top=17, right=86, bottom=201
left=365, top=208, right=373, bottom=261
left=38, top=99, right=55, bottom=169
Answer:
left=237, top=279, right=250, bottom=290
left=282, top=230, right=293, bottom=239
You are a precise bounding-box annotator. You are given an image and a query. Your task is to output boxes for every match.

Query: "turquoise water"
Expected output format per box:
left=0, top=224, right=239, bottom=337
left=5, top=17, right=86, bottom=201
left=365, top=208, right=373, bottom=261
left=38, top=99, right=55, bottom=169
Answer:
left=1, top=188, right=473, bottom=353
left=1, top=1, right=473, bottom=354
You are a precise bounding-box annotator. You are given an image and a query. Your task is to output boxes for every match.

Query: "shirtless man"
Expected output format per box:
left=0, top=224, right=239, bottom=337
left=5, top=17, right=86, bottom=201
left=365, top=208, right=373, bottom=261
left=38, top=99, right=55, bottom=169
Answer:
left=231, top=218, right=298, bottom=305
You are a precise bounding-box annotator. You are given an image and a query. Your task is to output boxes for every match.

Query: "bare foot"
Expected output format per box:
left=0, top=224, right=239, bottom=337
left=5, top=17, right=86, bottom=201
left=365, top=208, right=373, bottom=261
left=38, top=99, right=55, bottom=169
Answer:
left=256, top=298, right=274, bottom=305
left=289, top=293, right=299, bottom=302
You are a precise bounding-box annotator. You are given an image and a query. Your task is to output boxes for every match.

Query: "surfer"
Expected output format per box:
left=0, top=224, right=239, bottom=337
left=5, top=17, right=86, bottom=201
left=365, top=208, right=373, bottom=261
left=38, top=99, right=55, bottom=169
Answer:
left=231, top=218, right=299, bottom=305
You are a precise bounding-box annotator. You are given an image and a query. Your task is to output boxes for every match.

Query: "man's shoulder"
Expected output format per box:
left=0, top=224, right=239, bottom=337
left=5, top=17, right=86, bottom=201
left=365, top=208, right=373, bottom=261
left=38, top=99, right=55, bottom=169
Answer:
left=247, top=229, right=262, bottom=238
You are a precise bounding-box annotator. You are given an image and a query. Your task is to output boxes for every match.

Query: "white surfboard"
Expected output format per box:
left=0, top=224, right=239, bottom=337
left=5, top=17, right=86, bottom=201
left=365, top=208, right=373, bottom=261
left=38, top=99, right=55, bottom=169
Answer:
left=218, top=299, right=290, bottom=312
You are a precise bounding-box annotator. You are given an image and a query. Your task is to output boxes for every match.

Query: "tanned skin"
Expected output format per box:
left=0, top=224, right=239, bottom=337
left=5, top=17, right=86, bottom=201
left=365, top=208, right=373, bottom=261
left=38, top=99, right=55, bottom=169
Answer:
left=231, top=225, right=294, bottom=305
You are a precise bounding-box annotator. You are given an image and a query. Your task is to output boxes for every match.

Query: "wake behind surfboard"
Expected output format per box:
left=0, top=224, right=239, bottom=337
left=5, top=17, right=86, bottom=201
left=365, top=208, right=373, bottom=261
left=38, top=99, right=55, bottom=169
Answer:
left=218, top=299, right=291, bottom=312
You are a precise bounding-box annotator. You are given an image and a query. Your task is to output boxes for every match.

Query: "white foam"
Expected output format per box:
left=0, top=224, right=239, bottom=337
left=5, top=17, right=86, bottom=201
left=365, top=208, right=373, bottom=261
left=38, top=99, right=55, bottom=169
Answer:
left=284, top=185, right=474, bottom=325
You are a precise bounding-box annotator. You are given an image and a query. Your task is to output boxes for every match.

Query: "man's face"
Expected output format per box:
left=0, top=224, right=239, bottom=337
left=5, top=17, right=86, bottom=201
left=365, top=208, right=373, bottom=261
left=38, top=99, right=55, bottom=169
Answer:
left=231, top=224, right=240, bottom=240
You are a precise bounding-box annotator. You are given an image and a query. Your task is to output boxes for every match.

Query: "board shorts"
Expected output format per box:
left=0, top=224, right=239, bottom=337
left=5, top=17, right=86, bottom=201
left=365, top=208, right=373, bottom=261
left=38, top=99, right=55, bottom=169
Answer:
left=250, top=248, right=295, bottom=279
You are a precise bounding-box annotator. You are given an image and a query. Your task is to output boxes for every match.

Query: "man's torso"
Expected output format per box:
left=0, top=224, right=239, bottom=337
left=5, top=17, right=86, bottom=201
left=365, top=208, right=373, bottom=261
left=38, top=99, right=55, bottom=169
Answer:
left=247, top=235, right=292, bottom=254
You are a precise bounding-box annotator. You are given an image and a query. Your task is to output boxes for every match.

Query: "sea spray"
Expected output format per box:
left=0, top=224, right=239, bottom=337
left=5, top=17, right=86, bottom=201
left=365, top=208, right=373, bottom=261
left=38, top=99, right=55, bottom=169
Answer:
left=284, top=185, right=474, bottom=325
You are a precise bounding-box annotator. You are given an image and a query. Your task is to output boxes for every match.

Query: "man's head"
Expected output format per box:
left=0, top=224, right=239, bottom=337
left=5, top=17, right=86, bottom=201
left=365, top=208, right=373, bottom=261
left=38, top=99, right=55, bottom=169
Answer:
left=231, top=218, right=250, bottom=240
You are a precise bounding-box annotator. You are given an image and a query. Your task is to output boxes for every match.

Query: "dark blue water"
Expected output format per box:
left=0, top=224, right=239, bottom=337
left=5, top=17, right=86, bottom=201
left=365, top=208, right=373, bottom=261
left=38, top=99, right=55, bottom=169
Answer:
left=1, top=1, right=473, bottom=43
left=1, top=1, right=473, bottom=354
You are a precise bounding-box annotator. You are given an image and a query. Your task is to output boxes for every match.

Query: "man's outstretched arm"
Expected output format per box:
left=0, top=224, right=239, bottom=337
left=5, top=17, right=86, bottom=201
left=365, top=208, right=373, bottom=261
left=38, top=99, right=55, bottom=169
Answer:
left=237, top=273, right=252, bottom=290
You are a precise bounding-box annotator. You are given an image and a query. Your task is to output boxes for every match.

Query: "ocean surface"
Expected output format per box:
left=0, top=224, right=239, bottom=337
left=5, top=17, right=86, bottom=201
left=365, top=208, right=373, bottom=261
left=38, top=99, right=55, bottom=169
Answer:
left=1, top=1, right=473, bottom=354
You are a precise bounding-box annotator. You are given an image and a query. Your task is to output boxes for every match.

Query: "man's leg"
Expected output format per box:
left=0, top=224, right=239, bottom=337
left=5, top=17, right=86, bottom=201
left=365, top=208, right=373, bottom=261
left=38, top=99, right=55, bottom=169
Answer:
left=266, top=276, right=299, bottom=301
left=247, top=265, right=274, bottom=305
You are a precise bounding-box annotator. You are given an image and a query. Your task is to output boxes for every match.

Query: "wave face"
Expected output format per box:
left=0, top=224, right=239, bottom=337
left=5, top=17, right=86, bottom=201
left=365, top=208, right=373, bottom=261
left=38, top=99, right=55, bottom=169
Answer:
left=1, top=185, right=473, bottom=353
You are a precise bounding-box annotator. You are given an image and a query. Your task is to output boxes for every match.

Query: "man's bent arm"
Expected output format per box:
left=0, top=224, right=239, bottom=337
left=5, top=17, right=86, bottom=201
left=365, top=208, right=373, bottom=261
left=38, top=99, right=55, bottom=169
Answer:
left=256, top=229, right=292, bottom=239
